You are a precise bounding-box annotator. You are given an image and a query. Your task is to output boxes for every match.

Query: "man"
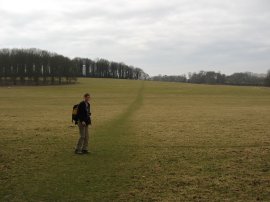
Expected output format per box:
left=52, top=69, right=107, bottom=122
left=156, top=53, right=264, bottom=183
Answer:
left=74, top=93, right=91, bottom=154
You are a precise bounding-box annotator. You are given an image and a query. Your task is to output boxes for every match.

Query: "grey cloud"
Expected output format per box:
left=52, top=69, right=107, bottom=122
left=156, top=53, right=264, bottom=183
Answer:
left=1, top=0, right=270, bottom=76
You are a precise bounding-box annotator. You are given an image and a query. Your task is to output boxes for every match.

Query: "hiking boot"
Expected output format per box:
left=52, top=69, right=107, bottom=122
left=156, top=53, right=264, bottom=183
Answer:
left=74, top=149, right=83, bottom=154
left=82, top=150, right=90, bottom=154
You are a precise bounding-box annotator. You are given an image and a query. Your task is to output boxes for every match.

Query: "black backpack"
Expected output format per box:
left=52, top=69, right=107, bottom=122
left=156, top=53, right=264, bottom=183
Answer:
left=72, top=104, right=79, bottom=124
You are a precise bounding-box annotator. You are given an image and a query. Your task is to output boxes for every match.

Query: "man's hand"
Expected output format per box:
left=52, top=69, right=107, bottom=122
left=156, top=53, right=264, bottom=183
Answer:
left=81, top=121, right=86, bottom=126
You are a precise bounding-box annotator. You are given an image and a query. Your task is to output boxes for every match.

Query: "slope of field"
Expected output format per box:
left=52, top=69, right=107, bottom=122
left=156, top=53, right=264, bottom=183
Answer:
left=0, top=78, right=270, bottom=201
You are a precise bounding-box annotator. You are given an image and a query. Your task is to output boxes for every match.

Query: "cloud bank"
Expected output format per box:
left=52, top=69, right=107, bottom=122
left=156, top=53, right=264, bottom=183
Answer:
left=1, top=0, right=270, bottom=75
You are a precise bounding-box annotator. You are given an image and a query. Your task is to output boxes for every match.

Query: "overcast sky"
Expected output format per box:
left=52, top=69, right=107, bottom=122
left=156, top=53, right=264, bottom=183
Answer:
left=0, top=0, right=270, bottom=76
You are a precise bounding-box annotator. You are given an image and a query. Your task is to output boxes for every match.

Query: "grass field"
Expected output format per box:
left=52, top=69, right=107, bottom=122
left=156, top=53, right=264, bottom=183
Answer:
left=0, top=78, right=270, bottom=201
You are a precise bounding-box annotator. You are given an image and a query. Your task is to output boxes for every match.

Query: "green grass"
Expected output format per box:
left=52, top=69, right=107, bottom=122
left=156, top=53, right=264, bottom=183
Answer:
left=0, top=78, right=270, bottom=201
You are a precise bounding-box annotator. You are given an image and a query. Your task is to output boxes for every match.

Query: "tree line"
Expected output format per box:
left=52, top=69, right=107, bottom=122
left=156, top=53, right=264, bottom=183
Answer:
left=0, top=48, right=77, bottom=85
left=152, top=70, right=270, bottom=87
left=0, top=48, right=149, bottom=86
left=73, top=58, right=149, bottom=80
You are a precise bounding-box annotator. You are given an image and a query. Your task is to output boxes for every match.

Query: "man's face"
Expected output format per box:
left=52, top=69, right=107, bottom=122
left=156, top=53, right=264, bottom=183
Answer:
left=85, top=95, right=90, bottom=102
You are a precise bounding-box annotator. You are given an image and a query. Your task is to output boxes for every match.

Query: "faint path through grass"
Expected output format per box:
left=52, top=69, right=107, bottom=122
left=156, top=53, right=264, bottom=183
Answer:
left=57, top=80, right=146, bottom=201
left=94, top=80, right=145, bottom=141
left=0, top=80, right=146, bottom=202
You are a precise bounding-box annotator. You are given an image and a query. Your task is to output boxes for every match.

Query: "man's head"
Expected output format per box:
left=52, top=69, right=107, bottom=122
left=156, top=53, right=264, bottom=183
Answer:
left=84, top=93, right=91, bottom=102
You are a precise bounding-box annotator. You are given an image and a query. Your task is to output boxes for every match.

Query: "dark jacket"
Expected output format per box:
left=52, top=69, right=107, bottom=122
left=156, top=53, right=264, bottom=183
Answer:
left=77, top=101, right=91, bottom=125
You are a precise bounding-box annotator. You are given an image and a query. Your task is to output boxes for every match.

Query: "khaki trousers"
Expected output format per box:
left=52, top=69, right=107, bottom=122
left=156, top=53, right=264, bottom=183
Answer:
left=76, top=121, right=89, bottom=151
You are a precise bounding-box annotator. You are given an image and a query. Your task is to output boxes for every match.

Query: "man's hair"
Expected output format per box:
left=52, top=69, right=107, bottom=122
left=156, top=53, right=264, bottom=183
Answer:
left=84, top=93, right=90, bottom=98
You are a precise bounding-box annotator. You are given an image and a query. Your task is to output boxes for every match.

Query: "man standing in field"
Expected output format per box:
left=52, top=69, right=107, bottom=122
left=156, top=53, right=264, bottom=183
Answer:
left=74, top=93, right=91, bottom=154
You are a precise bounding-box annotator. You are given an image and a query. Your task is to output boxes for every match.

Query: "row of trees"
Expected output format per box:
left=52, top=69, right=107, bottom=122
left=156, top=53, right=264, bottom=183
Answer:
left=152, top=75, right=187, bottom=83
left=0, top=48, right=78, bottom=85
left=0, top=48, right=149, bottom=86
left=73, top=58, right=149, bottom=80
left=266, top=70, right=270, bottom=86
left=151, top=70, right=270, bottom=87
